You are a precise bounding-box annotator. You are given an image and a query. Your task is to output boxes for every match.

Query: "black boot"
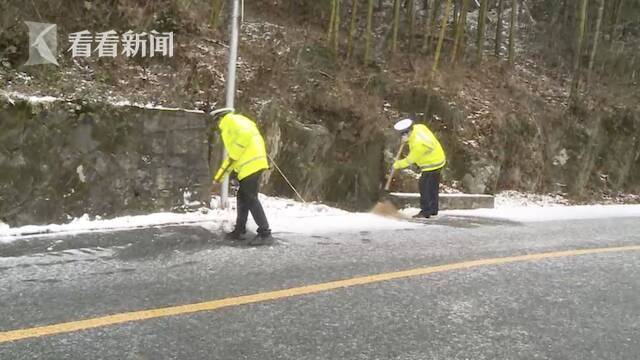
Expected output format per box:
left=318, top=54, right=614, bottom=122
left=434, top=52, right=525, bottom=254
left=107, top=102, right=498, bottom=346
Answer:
left=413, top=212, right=431, bottom=219
left=225, top=228, right=246, bottom=241
left=248, top=231, right=274, bottom=246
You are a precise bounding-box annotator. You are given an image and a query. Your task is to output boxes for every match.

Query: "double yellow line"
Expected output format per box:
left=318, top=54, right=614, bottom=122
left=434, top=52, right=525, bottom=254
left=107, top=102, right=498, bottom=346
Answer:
left=2, top=245, right=639, bottom=344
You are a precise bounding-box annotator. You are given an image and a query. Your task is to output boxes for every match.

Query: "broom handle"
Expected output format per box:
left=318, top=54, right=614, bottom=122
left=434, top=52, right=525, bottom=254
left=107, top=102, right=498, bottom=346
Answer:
left=384, top=141, right=406, bottom=191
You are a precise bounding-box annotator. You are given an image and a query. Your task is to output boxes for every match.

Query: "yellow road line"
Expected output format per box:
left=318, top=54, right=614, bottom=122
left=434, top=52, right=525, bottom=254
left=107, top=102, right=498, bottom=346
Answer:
left=2, top=245, right=640, bottom=344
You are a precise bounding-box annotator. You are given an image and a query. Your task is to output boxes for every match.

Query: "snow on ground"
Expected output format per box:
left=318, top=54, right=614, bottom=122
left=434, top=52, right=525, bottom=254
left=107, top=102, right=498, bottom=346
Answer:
left=1, top=90, right=60, bottom=104
left=402, top=190, right=640, bottom=223
left=2, top=90, right=206, bottom=114
left=0, top=195, right=418, bottom=243
left=3, top=191, right=640, bottom=243
left=465, top=191, right=640, bottom=222
left=444, top=204, right=640, bottom=223
left=494, top=190, right=570, bottom=207
left=110, top=99, right=206, bottom=114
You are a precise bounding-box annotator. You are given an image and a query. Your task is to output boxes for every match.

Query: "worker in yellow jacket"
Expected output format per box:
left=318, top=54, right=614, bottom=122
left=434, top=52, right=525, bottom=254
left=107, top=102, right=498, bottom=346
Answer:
left=392, top=118, right=446, bottom=219
left=211, top=108, right=272, bottom=245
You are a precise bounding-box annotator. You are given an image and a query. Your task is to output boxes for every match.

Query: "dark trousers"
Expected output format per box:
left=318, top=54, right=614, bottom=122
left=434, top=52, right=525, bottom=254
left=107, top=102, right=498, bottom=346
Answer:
left=236, top=171, right=271, bottom=235
left=419, top=169, right=441, bottom=215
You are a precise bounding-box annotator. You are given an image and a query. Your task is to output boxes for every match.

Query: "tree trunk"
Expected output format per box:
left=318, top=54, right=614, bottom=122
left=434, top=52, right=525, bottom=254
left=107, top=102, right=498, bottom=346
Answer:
left=334, top=0, right=341, bottom=53
left=607, top=0, right=618, bottom=41
left=610, top=0, right=625, bottom=41
left=587, top=0, right=605, bottom=85
left=570, top=0, right=588, bottom=104
left=451, top=0, right=468, bottom=63
left=494, top=0, right=504, bottom=58
left=392, top=0, right=401, bottom=53
left=210, top=0, right=225, bottom=29
left=347, top=0, right=359, bottom=60
left=431, top=0, right=442, bottom=33
left=562, top=0, right=572, bottom=25
left=364, top=0, right=374, bottom=64
left=422, top=0, right=431, bottom=52
left=407, top=0, right=416, bottom=52
left=328, top=0, right=337, bottom=46
left=432, top=0, right=442, bottom=25
left=433, top=0, right=452, bottom=72
left=476, top=0, right=488, bottom=62
left=508, top=0, right=518, bottom=65
left=425, top=0, right=442, bottom=54
left=425, top=0, right=452, bottom=120
left=550, top=0, right=564, bottom=26
left=453, top=0, right=459, bottom=27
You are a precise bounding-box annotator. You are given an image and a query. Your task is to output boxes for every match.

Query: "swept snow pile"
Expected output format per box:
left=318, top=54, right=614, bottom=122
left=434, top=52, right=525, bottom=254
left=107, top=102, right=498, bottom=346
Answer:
left=262, top=197, right=418, bottom=235
left=0, top=195, right=418, bottom=243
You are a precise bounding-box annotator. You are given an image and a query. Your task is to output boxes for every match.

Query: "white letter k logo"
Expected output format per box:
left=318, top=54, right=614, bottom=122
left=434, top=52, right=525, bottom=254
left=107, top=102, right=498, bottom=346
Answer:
left=25, top=21, right=59, bottom=66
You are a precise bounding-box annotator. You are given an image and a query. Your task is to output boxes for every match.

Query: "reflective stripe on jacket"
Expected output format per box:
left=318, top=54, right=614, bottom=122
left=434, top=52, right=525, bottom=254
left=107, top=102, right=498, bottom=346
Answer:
left=395, top=124, right=446, bottom=172
left=214, top=113, right=269, bottom=181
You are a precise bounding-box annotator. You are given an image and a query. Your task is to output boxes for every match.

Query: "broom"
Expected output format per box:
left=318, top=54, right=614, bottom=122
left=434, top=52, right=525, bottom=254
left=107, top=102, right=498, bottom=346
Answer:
left=371, top=140, right=407, bottom=218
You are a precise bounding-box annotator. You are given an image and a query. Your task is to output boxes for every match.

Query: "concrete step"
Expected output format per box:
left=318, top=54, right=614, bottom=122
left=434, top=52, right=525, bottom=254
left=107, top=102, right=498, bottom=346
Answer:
left=389, top=192, right=495, bottom=210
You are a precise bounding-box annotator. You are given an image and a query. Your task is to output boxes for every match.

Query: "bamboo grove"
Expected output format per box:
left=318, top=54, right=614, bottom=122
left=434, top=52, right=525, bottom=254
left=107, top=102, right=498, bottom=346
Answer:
left=327, top=1, right=519, bottom=67
left=320, top=0, right=638, bottom=106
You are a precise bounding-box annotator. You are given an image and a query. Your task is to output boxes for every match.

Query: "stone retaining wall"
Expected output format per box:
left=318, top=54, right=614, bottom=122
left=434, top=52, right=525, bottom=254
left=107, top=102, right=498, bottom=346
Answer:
left=0, top=97, right=211, bottom=226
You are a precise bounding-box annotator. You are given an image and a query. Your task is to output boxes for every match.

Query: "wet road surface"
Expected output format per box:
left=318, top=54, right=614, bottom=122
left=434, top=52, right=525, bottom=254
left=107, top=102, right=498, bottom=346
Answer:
left=1, top=214, right=639, bottom=359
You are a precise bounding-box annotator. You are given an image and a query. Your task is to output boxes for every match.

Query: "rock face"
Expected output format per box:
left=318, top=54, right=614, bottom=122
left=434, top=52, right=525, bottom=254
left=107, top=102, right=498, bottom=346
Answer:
left=550, top=108, right=640, bottom=199
left=257, top=100, right=386, bottom=210
left=0, top=98, right=211, bottom=226
left=0, top=95, right=386, bottom=226
left=385, top=87, right=640, bottom=200
left=1, top=92, right=638, bottom=226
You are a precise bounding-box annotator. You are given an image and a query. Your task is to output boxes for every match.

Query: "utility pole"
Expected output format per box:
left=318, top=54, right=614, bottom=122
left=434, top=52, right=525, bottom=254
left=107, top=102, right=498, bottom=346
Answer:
left=220, top=0, right=240, bottom=209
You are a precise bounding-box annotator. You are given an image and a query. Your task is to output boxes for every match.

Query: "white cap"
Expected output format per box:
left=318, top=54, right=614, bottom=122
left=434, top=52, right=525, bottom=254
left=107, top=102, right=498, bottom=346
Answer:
left=393, top=118, right=413, bottom=132
left=209, top=107, right=235, bottom=117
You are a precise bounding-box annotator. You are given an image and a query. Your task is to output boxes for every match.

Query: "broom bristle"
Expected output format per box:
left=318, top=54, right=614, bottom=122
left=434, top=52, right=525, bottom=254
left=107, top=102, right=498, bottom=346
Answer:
left=370, top=200, right=404, bottom=219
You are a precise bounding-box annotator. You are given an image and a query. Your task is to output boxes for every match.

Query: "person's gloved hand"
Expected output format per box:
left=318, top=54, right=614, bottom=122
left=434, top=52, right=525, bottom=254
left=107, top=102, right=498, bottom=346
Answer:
left=393, top=160, right=403, bottom=170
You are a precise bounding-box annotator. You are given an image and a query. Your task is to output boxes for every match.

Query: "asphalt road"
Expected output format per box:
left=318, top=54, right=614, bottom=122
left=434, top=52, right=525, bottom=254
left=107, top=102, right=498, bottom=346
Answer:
left=1, top=214, right=639, bottom=359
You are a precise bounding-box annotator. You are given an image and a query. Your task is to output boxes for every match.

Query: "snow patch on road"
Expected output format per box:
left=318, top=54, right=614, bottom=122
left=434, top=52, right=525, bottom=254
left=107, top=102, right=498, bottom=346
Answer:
left=403, top=190, right=640, bottom=223
left=0, top=195, right=417, bottom=243
left=446, top=204, right=640, bottom=223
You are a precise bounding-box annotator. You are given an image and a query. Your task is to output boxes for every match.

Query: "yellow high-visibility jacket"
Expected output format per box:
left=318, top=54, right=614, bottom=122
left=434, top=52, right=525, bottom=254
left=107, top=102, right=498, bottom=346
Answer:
left=395, top=124, right=446, bottom=172
left=214, top=113, right=269, bottom=182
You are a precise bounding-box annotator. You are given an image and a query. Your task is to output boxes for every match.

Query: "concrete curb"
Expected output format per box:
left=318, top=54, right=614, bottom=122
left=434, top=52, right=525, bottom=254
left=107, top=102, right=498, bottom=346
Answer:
left=389, top=193, right=495, bottom=210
